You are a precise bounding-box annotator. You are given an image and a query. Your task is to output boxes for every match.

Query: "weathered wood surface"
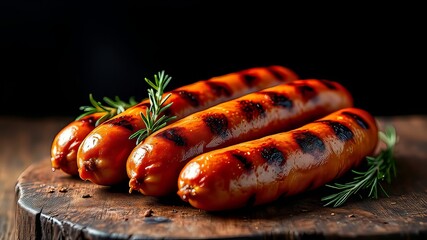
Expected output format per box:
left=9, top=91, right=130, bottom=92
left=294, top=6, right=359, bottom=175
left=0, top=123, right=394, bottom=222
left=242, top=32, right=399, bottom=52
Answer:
left=0, top=116, right=72, bottom=240
left=3, top=116, right=427, bottom=239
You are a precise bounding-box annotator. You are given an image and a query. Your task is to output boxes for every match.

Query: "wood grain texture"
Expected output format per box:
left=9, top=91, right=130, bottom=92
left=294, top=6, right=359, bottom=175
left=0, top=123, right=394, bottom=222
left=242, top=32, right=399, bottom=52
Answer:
left=10, top=116, right=427, bottom=239
left=0, top=117, right=72, bottom=240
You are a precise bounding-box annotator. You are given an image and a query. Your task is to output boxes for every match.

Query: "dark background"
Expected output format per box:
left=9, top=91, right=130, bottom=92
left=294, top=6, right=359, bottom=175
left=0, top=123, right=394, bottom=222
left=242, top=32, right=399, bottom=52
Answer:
left=1, top=1, right=424, bottom=118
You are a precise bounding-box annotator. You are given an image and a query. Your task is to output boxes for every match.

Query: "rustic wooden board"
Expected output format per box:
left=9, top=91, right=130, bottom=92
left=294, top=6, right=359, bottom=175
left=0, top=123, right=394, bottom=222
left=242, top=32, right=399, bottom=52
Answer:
left=15, top=118, right=427, bottom=240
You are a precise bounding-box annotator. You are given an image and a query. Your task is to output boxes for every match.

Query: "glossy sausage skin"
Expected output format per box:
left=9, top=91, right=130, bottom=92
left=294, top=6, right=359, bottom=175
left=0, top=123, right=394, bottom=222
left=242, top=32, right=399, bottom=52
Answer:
left=177, top=107, right=379, bottom=211
left=127, top=79, right=354, bottom=196
left=77, top=66, right=299, bottom=186
left=51, top=112, right=106, bottom=175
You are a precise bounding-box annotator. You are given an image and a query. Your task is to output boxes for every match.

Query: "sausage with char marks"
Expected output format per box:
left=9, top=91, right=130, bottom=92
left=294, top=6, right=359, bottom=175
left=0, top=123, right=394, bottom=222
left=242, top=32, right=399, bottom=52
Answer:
left=177, top=107, right=379, bottom=211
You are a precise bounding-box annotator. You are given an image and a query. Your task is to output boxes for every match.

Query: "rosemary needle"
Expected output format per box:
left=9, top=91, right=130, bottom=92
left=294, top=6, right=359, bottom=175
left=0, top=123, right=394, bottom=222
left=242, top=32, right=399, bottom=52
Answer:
left=129, top=70, right=177, bottom=145
left=321, top=125, right=398, bottom=207
left=76, top=94, right=138, bottom=127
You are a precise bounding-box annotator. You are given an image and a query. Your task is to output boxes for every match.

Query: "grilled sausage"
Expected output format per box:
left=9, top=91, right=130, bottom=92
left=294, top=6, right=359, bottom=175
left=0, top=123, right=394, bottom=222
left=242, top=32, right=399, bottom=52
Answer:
left=51, top=112, right=106, bottom=175
left=77, top=66, right=299, bottom=186
left=177, top=107, right=379, bottom=211
left=51, top=96, right=142, bottom=176
left=127, top=79, right=354, bottom=196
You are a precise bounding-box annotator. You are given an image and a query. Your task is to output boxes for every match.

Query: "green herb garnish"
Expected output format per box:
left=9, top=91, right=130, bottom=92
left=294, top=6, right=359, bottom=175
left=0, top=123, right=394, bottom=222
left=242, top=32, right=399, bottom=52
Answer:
left=321, top=125, right=398, bottom=207
left=129, top=70, right=177, bottom=145
left=76, top=94, right=138, bottom=126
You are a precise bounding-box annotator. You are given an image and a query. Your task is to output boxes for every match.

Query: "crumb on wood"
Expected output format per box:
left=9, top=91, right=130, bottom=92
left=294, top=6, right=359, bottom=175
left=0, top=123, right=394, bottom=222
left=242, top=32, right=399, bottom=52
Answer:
left=330, top=212, right=335, bottom=216
left=47, top=186, right=55, bottom=193
left=81, top=194, right=92, bottom=198
left=347, top=214, right=355, bottom=218
left=59, top=187, right=68, bottom=193
left=144, top=209, right=154, bottom=217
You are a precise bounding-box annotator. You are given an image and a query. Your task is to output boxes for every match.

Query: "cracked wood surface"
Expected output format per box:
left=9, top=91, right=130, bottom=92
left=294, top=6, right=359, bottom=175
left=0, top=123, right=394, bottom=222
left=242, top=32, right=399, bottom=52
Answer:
left=2, top=115, right=427, bottom=239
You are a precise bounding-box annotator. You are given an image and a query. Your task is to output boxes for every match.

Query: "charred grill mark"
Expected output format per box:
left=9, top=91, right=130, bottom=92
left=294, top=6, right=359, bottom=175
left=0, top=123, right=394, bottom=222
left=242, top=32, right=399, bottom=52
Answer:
left=242, top=73, right=258, bottom=87
left=293, top=130, right=326, bottom=156
left=156, top=127, right=186, bottom=146
left=239, top=100, right=266, bottom=121
left=261, top=145, right=285, bottom=165
left=246, top=194, right=256, bottom=207
left=231, top=152, right=252, bottom=170
left=106, top=117, right=134, bottom=131
left=205, top=82, right=232, bottom=97
left=171, top=90, right=199, bottom=107
left=203, top=113, right=229, bottom=138
left=318, top=79, right=337, bottom=90
left=296, top=84, right=317, bottom=101
left=161, top=107, right=173, bottom=119
left=317, top=120, right=354, bottom=141
left=264, top=92, right=293, bottom=108
left=267, top=66, right=285, bottom=81
left=342, top=111, right=370, bottom=129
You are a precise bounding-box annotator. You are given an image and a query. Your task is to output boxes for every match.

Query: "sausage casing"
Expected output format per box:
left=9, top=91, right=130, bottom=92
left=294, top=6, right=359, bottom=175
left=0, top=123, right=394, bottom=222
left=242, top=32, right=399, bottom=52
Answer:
left=51, top=112, right=106, bottom=175
left=127, top=79, right=353, bottom=196
left=177, top=107, right=379, bottom=211
left=77, top=66, right=298, bottom=185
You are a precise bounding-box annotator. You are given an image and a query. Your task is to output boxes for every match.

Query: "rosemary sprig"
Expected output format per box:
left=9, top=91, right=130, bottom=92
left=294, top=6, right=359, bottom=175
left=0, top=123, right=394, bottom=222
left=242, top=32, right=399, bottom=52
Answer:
left=76, top=94, right=138, bottom=127
left=321, top=125, right=398, bottom=207
left=129, top=70, right=177, bottom=145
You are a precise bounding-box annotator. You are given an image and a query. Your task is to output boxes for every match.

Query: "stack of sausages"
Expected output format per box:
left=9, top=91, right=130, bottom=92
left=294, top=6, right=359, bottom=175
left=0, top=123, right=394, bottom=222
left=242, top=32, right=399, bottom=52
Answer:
left=50, top=65, right=378, bottom=211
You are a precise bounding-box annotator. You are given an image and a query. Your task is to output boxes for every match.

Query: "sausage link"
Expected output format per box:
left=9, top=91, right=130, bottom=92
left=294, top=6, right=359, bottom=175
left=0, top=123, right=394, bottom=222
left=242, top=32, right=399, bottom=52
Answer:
left=51, top=112, right=106, bottom=175
left=77, top=66, right=298, bottom=186
left=127, top=79, right=353, bottom=196
left=177, top=107, right=379, bottom=211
